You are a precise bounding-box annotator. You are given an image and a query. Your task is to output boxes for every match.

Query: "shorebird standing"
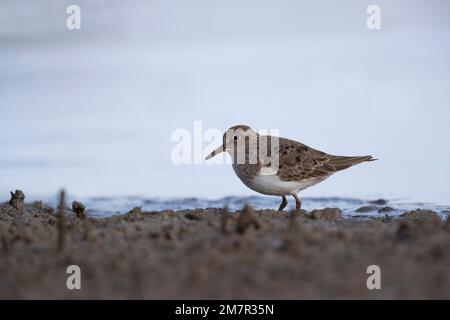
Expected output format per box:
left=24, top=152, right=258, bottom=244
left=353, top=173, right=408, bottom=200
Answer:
left=205, top=125, right=376, bottom=210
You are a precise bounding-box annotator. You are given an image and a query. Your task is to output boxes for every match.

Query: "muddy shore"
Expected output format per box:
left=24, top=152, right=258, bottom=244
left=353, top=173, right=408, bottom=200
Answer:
left=1, top=196, right=450, bottom=299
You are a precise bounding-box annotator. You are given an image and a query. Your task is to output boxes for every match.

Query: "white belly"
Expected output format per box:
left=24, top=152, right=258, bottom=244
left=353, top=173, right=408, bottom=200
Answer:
left=238, top=174, right=327, bottom=196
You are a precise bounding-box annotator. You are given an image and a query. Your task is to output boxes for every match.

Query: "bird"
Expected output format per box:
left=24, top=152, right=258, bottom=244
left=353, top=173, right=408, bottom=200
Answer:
left=205, top=125, right=376, bottom=211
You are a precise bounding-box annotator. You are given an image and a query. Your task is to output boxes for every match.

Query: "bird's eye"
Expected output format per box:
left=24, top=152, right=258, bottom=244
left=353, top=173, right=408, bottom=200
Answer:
left=233, top=135, right=239, bottom=141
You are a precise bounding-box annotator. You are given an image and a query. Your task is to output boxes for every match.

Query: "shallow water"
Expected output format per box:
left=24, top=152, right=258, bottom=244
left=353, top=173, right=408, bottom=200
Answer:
left=30, top=195, right=450, bottom=219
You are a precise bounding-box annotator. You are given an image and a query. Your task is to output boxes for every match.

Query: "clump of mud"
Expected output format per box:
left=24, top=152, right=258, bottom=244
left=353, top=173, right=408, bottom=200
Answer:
left=0, top=191, right=449, bottom=299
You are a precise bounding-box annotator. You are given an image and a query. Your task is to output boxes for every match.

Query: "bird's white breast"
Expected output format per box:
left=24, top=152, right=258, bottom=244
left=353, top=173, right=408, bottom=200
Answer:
left=237, top=173, right=327, bottom=196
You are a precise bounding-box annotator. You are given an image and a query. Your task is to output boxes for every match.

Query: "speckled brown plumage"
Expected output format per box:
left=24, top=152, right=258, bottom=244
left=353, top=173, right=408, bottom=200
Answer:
left=230, top=135, right=374, bottom=181
left=276, top=137, right=375, bottom=181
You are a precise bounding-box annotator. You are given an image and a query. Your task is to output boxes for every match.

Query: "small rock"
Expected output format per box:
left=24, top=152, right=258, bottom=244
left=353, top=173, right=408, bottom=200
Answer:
left=402, top=209, right=441, bottom=222
left=124, top=207, right=143, bottom=222
left=9, top=190, right=25, bottom=211
left=43, top=207, right=55, bottom=215
left=355, top=205, right=378, bottom=213
left=184, top=212, right=202, bottom=221
left=378, top=206, right=395, bottom=213
left=235, top=204, right=262, bottom=234
left=72, top=201, right=86, bottom=219
left=369, top=199, right=388, bottom=205
left=309, top=208, right=342, bottom=222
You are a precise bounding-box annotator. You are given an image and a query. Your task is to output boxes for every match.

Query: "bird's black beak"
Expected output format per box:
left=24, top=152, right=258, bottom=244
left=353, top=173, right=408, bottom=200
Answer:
left=205, top=145, right=225, bottom=160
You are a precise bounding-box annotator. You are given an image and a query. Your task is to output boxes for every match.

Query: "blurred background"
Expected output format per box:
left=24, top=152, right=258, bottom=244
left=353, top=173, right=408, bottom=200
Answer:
left=1, top=0, right=449, bottom=204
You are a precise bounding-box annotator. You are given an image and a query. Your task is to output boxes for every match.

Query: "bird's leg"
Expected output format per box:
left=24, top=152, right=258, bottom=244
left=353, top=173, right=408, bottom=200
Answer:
left=278, top=195, right=288, bottom=211
left=291, top=193, right=302, bottom=210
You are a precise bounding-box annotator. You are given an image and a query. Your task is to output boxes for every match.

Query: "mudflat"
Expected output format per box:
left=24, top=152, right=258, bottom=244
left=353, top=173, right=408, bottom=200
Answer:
left=1, top=201, right=449, bottom=299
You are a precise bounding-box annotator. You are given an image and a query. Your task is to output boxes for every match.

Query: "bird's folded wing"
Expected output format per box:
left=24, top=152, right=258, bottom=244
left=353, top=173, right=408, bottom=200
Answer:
left=277, top=138, right=374, bottom=181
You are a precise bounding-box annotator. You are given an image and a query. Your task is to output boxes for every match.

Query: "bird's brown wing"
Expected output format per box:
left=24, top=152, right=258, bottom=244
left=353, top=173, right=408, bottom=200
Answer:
left=276, top=138, right=375, bottom=181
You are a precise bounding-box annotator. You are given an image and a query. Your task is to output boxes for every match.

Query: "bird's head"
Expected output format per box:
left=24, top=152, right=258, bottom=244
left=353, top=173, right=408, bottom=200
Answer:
left=205, top=125, right=258, bottom=160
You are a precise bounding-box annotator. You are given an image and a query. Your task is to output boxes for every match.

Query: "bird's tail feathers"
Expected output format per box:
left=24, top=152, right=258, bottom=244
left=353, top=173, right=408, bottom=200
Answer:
left=329, top=155, right=377, bottom=171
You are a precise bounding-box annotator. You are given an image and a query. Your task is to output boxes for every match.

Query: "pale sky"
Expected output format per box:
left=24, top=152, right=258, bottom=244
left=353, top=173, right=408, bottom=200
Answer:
left=1, top=0, right=449, bottom=203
